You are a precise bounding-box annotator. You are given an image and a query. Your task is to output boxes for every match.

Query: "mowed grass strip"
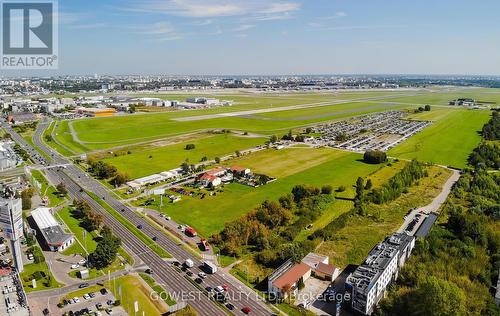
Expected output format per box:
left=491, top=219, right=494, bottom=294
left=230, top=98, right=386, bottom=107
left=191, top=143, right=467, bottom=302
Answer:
left=102, top=134, right=266, bottom=179
left=87, top=191, right=171, bottom=258
left=138, top=148, right=382, bottom=236
left=389, top=109, right=491, bottom=168
left=105, top=275, right=168, bottom=316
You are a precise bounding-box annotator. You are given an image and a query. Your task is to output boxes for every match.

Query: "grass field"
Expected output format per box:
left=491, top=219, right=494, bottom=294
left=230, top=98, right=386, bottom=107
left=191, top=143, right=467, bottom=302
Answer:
left=30, top=169, right=66, bottom=207
left=316, top=166, right=452, bottom=268
left=20, top=258, right=63, bottom=292
left=101, top=133, right=266, bottom=179
left=389, top=109, right=491, bottom=168
left=105, top=275, right=168, bottom=316
left=135, top=148, right=383, bottom=236
left=55, top=206, right=97, bottom=255
left=48, top=88, right=499, bottom=155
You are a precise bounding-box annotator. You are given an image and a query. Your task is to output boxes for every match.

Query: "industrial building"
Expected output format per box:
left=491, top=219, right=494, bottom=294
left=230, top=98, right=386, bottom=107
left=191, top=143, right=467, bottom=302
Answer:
left=74, top=107, right=116, bottom=117
left=346, top=233, right=415, bottom=315
left=30, top=207, right=74, bottom=252
left=0, top=198, right=24, bottom=273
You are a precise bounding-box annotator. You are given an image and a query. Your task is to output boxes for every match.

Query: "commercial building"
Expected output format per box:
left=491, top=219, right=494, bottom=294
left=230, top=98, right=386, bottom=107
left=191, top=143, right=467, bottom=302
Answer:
left=0, top=198, right=24, bottom=273
left=30, top=207, right=74, bottom=252
left=346, top=233, right=415, bottom=315
left=268, top=260, right=312, bottom=299
left=75, top=107, right=116, bottom=117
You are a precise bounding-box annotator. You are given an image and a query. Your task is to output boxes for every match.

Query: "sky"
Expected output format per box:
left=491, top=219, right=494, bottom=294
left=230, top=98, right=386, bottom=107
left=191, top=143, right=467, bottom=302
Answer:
left=7, top=0, right=500, bottom=75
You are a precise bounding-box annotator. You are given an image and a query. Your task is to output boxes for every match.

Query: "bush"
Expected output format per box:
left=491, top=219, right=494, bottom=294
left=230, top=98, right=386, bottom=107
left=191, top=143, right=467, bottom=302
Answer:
left=185, top=144, right=195, bottom=150
left=321, top=185, right=333, bottom=194
left=336, top=185, right=346, bottom=192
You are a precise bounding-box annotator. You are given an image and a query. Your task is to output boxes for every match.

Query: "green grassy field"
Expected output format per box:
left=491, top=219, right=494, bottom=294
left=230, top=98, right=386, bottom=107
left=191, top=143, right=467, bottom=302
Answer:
left=20, top=259, right=63, bottom=292
left=101, top=133, right=266, bottom=179
left=389, top=109, right=491, bottom=168
left=105, top=275, right=168, bottom=316
left=135, top=148, right=383, bottom=236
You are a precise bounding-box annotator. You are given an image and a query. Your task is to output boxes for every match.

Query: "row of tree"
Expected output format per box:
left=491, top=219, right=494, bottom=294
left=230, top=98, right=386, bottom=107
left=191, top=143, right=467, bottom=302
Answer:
left=86, top=158, right=129, bottom=186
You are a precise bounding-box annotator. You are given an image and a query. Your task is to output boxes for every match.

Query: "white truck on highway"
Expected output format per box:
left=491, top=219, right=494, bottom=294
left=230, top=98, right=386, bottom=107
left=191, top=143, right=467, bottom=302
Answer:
left=184, top=259, right=194, bottom=268
left=203, top=261, right=217, bottom=274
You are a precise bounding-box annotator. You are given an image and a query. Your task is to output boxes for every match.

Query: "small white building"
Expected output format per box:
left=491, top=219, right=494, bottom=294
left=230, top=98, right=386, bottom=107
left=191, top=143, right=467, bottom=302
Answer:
left=31, top=207, right=74, bottom=252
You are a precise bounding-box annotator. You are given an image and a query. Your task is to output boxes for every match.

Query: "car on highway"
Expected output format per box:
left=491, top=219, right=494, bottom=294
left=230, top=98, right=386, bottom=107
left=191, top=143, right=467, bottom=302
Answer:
left=79, top=283, right=89, bottom=288
left=137, top=224, right=143, bottom=229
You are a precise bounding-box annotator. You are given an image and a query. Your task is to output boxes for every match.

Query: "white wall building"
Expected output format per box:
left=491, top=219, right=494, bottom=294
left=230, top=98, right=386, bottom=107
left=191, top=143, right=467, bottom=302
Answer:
left=346, top=233, right=415, bottom=315
left=31, top=207, right=74, bottom=252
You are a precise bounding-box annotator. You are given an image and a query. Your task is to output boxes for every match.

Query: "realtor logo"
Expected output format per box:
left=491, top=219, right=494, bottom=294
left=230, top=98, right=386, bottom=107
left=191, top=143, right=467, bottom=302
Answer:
left=1, top=1, right=58, bottom=69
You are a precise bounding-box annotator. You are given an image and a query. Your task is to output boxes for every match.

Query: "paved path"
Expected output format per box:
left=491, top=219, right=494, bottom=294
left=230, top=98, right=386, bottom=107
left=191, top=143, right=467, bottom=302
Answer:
left=398, top=168, right=460, bottom=235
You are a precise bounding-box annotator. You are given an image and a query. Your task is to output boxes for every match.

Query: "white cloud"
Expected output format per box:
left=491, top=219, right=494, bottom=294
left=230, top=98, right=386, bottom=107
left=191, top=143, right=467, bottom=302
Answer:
left=192, top=19, right=213, bottom=26
left=234, top=24, right=256, bottom=32
left=126, top=0, right=300, bottom=18
left=132, top=22, right=183, bottom=40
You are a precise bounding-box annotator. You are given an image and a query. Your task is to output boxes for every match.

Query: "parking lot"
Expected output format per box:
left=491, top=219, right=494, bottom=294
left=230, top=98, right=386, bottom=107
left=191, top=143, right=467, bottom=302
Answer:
left=59, top=287, right=126, bottom=316
left=310, top=110, right=432, bottom=152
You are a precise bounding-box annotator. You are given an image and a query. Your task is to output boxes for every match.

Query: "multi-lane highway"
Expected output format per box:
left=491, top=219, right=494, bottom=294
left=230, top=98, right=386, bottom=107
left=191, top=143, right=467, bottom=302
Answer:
left=4, top=120, right=275, bottom=316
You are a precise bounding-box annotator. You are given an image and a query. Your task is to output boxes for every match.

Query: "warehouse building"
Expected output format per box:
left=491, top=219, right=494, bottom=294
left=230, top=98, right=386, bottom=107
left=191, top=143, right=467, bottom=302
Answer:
left=30, top=207, right=74, bottom=252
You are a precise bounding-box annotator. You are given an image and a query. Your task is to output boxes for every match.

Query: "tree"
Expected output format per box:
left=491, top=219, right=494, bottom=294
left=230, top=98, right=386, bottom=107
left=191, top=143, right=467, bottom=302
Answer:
left=364, top=150, right=387, bottom=164
left=214, top=157, right=221, bottom=164
left=56, top=182, right=67, bottom=196
left=235, top=150, right=241, bottom=157
left=185, top=144, right=195, bottom=150
left=412, top=276, right=466, bottom=316
left=128, top=104, right=136, bottom=113
left=297, top=277, right=305, bottom=290
left=112, top=172, right=129, bottom=187
left=88, top=225, right=121, bottom=270
left=270, top=135, right=278, bottom=143
left=44, top=134, right=53, bottom=142
left=305, top=127, right=312, bottom=134
left=21, top=189, right=34, bottom=210
left=424, top=104, right=431, bottom=111
left=355, top=177, right=366, bottom=215
left=365, top=179, right=373, bottom=190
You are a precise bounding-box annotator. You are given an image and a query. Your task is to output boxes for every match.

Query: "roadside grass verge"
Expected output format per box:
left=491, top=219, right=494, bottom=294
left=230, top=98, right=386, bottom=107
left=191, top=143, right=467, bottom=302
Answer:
left=105, top=275, right=168, bottom=316
left=87, top=191, right=171, bottom=258
left=139, top=272, right=176, bottom=306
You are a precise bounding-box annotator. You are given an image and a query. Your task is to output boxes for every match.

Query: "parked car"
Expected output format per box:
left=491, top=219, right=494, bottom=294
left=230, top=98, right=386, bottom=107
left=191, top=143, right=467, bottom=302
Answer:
left=242, top=306, right=251, bottom=314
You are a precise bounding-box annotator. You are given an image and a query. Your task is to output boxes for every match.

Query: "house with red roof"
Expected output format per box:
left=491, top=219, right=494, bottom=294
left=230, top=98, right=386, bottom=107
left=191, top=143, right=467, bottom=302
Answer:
left=199, top=173, right=222, bottom=187
left=229, top=166, right=251, bottom=177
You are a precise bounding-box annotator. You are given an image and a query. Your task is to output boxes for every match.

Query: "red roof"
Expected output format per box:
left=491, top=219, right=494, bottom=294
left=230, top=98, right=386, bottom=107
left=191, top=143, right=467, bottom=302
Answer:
left=315, top=262, right=337, bottom=276
left=272, top=263, right=311, bottom=290
left=230, top=166, right=247, bottom=172
left=205, top=167, right=225, bottom=176
left=200, top=174, right=217, bottom=181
